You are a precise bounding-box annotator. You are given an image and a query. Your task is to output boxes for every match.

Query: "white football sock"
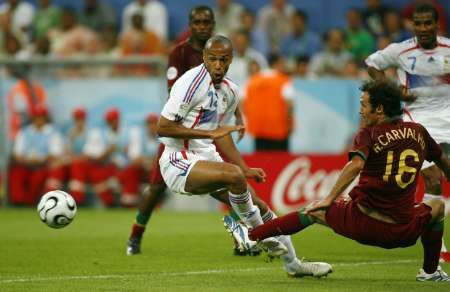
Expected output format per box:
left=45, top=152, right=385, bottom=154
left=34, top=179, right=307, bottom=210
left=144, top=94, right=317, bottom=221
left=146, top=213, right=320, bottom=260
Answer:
left=423, top=193, right=443, bottom=201
left=261, top=209, right=297, bottom=263
left=229, top=191, right=263, bottom=228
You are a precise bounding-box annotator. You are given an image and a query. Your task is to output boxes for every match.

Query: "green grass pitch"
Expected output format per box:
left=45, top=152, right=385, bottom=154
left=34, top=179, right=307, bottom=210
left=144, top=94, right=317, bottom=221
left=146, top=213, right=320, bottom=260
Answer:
left=0, top=208, right=448, bottom=291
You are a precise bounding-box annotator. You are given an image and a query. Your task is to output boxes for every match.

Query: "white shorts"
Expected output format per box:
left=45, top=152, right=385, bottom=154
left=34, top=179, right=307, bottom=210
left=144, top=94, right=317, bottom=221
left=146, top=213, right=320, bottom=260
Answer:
left=159, top=149, right=223, bottom=195
left=404, top=109, right=450, bottom=169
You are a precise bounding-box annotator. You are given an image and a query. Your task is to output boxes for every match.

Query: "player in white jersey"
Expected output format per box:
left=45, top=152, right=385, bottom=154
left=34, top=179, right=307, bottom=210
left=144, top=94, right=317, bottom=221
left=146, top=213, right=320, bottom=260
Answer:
left=365, top=3, right=450, bottom=263
left=157, top=35, right=332, bottom=277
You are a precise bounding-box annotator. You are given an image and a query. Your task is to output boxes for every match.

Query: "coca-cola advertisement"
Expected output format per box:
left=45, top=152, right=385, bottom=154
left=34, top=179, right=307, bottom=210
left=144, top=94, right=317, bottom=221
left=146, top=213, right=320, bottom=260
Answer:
left=242, top=152, right=450, bottom=215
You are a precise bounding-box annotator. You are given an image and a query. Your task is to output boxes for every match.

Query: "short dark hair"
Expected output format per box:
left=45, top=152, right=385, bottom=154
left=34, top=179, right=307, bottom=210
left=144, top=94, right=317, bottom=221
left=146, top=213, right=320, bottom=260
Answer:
left=294, top=9, right=307, bottom=22
left=205, top=35, right=232, bottom=50
left=267, top=53, right=282, bottom=67
left=413, top=3, right=439, bottom=22
left=189, top=5, right=214, bottom=22
left=360, top=80, right=403, bottom=118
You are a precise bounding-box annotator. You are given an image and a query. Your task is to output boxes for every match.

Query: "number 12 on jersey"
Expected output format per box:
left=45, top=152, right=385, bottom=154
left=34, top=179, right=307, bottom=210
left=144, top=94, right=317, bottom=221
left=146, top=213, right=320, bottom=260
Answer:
left=383, top=149, right=419, bottom=189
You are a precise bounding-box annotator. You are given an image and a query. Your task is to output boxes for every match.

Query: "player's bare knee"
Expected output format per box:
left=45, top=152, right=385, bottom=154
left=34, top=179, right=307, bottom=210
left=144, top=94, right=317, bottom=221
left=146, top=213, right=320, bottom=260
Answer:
left=427, top=199, right=445, bottom=222
left=225, top=165, right=246, bottom=193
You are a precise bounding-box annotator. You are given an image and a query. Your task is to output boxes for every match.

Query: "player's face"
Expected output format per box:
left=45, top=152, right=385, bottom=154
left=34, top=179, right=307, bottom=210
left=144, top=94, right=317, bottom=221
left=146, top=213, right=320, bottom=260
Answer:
left=190, top=11, right=215, bottom=42
left=203, top=43, right=232, bottom=86
left=413, top=12, right=438, bottom=48
left=359, top=92, right=378, bottom=127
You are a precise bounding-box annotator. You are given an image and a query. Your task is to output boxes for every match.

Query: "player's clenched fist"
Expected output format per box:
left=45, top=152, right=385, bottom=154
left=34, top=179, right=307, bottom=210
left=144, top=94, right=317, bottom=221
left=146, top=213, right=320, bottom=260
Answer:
left=244, top=168, right=266, bottom=183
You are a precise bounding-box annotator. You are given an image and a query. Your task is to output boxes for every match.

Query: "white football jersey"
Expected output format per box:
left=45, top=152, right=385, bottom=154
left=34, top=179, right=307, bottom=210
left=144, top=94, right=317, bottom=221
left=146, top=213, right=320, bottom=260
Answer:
left=160, top=64, right=239, bottom=153
left=366, top=36, right=450, bottom=143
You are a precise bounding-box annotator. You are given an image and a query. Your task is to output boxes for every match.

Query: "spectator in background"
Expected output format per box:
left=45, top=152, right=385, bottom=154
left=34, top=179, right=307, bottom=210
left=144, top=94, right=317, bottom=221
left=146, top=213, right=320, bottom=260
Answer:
left=120, top=13, right=164, bottom=56
left=119, top=113, right=159, bottom=207
left=280, top=9, right=322, bottom=64
left=48, top=8, right=101, bottom=57
left=227, top=29, right=268, bottom=86
left=363, top=0, right=390, bottom=36
left=213, top=0, right=243, bottom=37
left=293, top=55, right=310, bottom=78
left=122, top=0, right=168, bottom=41
left=33, top=0, right=60, bottom=40
left=383, top=9, right=413, bottom=43
left=243, top=53, right=294, bottom=151
left=0, top=0, right=35, bottom=45
left=2, top=30, right=24, bottom=58
left=308, top=28, right=353, bottom=78
left=9, top=106, right=65, bottom=205
left=402, top=0, right=447, bottom=35
left=345, top=8, right=375, bottom=63
left=67, top=107, right=88, bottom=160
left=257, top=0, right=295, bottom=53
left=6, top=72, right=47, bottom=140
left=239, top=8, right=269, bottom=57
left=342, top=59, right=364, bottom=78
left=79, top=0, right=116, bottom=34
left=70, top=108, right=126, bottom=207
left=119, top=13, right=164, bottom=76
left=66, top=107, right=89, bottom=205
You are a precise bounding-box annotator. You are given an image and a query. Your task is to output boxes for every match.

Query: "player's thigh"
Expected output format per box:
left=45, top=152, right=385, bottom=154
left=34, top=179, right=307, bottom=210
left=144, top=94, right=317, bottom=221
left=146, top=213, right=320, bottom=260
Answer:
left=185, top=160, right=244, bottom=194
left=423, top=199, right=445, bottom=222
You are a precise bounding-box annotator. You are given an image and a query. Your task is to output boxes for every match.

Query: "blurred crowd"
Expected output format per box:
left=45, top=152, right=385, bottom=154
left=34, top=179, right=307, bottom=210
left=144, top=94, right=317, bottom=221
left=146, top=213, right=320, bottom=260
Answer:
left=8, top=105, right=160, bottom=207
left=0, top=0, right=448, bottom=79
left=3, top=0, right=450, bottom=206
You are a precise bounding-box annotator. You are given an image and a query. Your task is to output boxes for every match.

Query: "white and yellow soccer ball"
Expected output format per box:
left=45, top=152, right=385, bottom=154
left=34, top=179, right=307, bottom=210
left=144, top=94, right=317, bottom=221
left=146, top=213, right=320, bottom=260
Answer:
left=37, top=190, right=77, bottom=228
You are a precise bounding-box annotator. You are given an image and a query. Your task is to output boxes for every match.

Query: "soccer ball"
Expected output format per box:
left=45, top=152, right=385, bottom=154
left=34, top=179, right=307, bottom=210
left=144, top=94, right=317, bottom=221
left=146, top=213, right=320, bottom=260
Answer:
left=37, top=190, right=77, bottom=229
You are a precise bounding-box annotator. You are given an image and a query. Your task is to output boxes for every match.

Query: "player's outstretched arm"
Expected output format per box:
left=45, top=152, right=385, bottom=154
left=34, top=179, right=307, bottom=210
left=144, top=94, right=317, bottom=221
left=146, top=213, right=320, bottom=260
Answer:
left=307, top=155, right=364, bottom=213
left=435, top=152, right=450, bottom=182
left=367, top=66, right=386, bottom=81
left=157, top=116, right=243, bottom=139
left=234, top=106, right=245, bottom=142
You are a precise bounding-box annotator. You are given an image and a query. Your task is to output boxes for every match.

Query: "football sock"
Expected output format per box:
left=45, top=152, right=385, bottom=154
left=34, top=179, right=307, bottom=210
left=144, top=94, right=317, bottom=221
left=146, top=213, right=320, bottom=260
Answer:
left=136, top=211, right=151, bottom=226
left=229, top=209, right=240, bottom=221
left=423, top=193, right=442, bottom=202
left=130, top=223, right=145, bottom=239
left=421, top=220, right=444, bottom=274
left=261, top=210, right=297, bottom=263
left=229, top=190, right=263, bottom=227
left=249, top=209, right=313, bottom=241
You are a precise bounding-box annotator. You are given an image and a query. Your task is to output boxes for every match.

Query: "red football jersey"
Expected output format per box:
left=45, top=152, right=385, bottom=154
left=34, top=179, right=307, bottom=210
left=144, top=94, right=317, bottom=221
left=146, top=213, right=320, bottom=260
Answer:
left=166, top=39, right=203, bottom=90
left=349, top=119, right=442, bottom=223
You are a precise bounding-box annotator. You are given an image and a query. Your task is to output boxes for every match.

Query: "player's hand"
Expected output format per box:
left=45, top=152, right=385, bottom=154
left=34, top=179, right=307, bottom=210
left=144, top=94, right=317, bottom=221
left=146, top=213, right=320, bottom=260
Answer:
left=244, top=167, right=266, bottom=183
left=306, top=197, right=334, bottom=213
left=399, top=85, right=417, bottom=102
left=210, top=125, right=245, bottom=140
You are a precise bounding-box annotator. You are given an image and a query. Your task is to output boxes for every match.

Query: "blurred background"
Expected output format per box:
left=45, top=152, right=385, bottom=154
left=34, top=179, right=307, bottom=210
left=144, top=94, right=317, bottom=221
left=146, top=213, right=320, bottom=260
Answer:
left=0, top=0, right=449, bottom=213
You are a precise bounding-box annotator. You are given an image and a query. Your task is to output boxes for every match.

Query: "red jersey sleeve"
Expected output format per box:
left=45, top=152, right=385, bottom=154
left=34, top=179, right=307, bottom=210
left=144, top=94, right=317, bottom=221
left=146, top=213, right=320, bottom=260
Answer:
left=422, top=125, right=442, bottom=162
left=166, top=48, right=183, bottom=89
left=349, top=127, right=371, bottom=161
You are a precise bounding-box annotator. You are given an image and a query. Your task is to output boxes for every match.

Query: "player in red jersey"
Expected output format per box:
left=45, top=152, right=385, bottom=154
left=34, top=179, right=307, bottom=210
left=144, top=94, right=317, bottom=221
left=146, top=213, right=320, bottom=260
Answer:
left=127, top=5, right=250, bottom=256
left=248, top=80, right=450, bottom=282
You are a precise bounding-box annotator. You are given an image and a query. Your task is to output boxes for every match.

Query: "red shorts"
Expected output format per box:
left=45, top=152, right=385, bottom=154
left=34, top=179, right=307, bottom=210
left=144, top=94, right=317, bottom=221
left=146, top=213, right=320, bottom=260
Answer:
left=325, top=198, right=432, bottom=249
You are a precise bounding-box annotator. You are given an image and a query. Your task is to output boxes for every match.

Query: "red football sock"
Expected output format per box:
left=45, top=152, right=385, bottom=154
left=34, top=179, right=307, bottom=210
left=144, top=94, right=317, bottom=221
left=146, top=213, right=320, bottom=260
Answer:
left=130, top=223, right=146, bottom=239
left=248, top=211, right=312, bottom=241
left=421, top=221, right=444, bottom=274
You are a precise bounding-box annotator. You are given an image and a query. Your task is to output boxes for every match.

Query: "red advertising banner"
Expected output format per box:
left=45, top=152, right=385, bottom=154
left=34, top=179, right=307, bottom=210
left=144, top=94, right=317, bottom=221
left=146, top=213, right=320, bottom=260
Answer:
left=242, top=152, right=450, bottom=215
